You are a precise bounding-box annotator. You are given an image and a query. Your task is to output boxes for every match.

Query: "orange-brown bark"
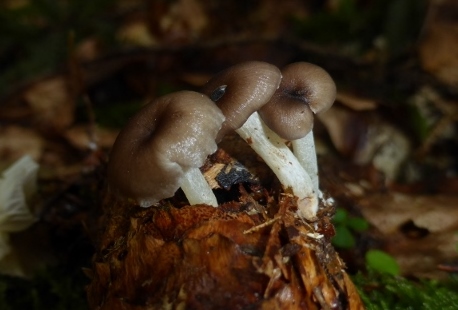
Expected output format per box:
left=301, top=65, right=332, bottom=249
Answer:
left=87, top=185, right=364, bottom=309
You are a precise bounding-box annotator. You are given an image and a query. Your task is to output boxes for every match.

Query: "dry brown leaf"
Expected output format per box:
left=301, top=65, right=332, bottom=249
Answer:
left=359, top=192, right=458, bottom=278
left=336, top=92, right=378, bottom=111
left=156, top=0, right=208, bottom=43
left=75, top=38, right=103, bottom=62
left=359, top=193, right=458, bottom=234
left=0, top=126, right=44, bottom=168
left=64, top=125, right=119, bottom=151
left=117, top=20, right=157, bottom=47
left=319, top=106, right=410, bottom=181
left=390, top=229, right=458, bottom=279
left=23, top=77, right=75, bottom=131
left=419, top=0, right=458, bottom=87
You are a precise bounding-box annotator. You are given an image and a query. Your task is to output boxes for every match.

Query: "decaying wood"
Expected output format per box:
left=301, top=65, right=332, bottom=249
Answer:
left=87, top=144, right=364, bottom=309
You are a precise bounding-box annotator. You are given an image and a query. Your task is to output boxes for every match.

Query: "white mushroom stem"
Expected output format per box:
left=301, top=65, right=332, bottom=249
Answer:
left=291, top=131, right=322, bottom=199
left=236, top=112, right=318, bottom=220
left=180, top=167, right=218, bottom=207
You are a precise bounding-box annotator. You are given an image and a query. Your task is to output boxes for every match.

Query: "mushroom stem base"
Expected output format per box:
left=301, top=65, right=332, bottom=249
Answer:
left=292, top=131, right=322, bottom=198
left=180, top=167, right=218, bottom=207
left=236, top=112, right=318, bottom=219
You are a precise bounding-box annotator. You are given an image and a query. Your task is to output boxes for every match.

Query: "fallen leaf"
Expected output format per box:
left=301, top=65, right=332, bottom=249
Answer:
left=0, top=126, right=44, bottom=167
left=358, top=192, right=458, bottom=278
left=147, top=0, right=208, bottom=44
left=64, top=125, right=119, bottom=151
left=24, top=77, right=75, bottom=131
left=117, top=19, right=157, bottom=47
left=318, top=106, right=410, bottom=181
left=419, top=0, right=458, bottom=87
left=336, top=92, right=378, bottom=111
left=359, top=193, right=458, bottom=234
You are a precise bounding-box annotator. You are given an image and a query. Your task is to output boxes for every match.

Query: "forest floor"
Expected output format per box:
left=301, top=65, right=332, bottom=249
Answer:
left=0, top=0, right=457, bottom=309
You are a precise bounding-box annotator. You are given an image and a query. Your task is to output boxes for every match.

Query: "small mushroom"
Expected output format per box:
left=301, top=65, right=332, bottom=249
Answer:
left=258, top=62, right=336, bottom=197
left=201, top=61, right=282, bottom=141
left=107, top=91, right=225, bottom=207
left=202, top=61, right=319, bottom=220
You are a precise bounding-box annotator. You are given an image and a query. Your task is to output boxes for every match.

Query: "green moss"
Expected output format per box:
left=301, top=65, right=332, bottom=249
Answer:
left=354, top=271, right=458, bottom=310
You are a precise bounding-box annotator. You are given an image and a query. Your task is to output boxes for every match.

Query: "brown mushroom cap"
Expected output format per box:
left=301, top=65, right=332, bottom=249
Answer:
left=258, top=62, right=336, bottom=140
left=107, top=91, right=225, bottom=205
left=201, top=61, right=282, bottom=141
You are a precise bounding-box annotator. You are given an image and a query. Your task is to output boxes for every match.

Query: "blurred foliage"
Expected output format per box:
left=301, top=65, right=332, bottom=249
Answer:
left=0, top=265, right=87, bottom=310
left=0, top=0, right=116, bottom=96
left=365, top=249, right=400, bottom=276
left=88, top=81, right=179, bottom=128
left=293, top=0, right=427, bottom=58
left=408, top=104, right=432, bottom=142
left=354, top=271, right=458, bottom=310
left=92, top=100, right=143, bottom=129
left=332, top=208, right=369, bottom=249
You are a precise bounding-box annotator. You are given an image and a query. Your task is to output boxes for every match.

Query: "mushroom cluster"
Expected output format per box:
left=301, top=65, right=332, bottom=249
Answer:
left=107, top=61, right=336, bottom=220
left=107, top=91, right=225, bottom=207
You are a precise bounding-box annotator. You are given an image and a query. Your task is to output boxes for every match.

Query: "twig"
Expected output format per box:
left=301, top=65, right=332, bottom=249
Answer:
left=243, top=216, right=280, bottom=234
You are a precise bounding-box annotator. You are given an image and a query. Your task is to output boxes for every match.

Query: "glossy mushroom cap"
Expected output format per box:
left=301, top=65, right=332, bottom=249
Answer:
left=107, top=91, right=225, bottom=205
left=258, top=62, right=336, bottom=140
left=201, top=61, right=282, bottom=141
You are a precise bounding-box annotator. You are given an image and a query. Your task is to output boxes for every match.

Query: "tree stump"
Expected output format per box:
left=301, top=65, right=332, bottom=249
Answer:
left=87, top=143, right=364, bottom=309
